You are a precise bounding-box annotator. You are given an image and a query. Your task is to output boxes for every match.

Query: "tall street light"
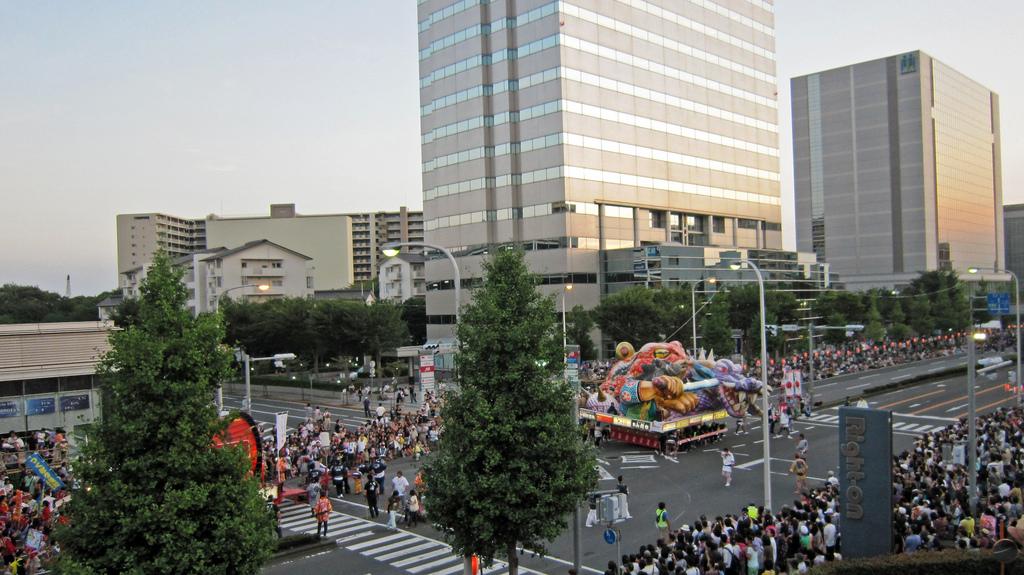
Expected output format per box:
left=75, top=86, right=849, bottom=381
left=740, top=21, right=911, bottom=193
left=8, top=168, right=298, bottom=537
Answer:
left=382, top=242, right=461, bottom=328
left=561, top=283, right=582, bottom=574
left=216, top=283, right=270, bottom=311
left=968, top=266, right=1021, bottom=406
left=729, top=259, right=772, bottom=512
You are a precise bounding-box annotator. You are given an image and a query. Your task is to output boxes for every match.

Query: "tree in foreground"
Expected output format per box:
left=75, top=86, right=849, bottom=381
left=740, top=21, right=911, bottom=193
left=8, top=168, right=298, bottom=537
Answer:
left=56, top=252, right=275, bottom=574
left=424, top=249, right=596, bottom=575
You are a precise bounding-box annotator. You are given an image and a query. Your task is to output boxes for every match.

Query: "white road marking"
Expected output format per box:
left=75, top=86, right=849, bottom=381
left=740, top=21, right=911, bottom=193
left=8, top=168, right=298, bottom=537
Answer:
left=893, top=413, right=957, bottom=422
left=908, top=403, right=922, bottom=409
left=946, top=403, right=969, bottom=412
left=621, top=465, right=659, bottom=469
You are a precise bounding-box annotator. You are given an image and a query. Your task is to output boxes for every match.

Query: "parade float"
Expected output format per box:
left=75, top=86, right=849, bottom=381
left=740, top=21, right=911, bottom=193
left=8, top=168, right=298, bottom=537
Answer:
left=579, top=341, right=768, bottom=448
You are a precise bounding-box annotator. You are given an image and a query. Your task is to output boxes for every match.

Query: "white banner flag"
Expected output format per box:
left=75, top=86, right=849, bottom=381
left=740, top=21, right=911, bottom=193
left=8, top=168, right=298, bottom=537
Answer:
left=275, top=412, right=289, bottom=452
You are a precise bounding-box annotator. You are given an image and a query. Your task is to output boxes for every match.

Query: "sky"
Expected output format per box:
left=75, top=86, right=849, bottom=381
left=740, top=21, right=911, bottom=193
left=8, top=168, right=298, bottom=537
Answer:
left=1, top=1, right=1021, bottom=296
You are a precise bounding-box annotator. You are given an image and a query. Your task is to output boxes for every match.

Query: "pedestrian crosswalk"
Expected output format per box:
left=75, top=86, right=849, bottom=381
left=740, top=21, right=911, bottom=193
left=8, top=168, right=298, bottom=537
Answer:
left=796, top=413, right=949, bottom=434
left=277, top=500, right=543, bottom=575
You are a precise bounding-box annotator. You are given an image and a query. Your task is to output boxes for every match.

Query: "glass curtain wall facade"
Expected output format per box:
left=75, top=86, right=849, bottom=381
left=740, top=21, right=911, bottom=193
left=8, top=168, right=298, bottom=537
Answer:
left=419, top=0, right=782, bottom=337
left=792, top=51, right=1002, bottom=290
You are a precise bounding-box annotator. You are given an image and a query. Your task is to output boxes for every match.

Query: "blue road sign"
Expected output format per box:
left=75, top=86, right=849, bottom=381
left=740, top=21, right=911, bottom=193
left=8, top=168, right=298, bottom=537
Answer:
left=603, top=528, right=617, bottom=545
left=988, top=293, right=1011, bottom=315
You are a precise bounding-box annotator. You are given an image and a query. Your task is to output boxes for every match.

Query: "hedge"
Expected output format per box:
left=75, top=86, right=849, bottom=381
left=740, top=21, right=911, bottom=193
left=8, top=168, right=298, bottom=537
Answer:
left=807, top=550, right=1024, bottom=575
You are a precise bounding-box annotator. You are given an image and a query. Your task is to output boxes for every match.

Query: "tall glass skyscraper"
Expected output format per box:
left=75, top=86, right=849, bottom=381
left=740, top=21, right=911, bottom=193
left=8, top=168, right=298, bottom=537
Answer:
left=419, top=0, right=782, bottom=337
left=792, top=51, right=1003, bottom=289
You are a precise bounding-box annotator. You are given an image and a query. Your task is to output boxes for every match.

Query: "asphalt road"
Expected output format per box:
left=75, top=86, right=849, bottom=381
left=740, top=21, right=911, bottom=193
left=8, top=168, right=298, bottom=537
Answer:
left=233, top=348, right=1019, bottom=575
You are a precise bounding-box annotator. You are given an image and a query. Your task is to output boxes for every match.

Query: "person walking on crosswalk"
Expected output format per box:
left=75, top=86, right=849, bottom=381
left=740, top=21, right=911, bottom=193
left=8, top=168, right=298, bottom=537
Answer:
left=314, top=492, right=332, bottom=538
left=365, top=476, right=380, bottom=518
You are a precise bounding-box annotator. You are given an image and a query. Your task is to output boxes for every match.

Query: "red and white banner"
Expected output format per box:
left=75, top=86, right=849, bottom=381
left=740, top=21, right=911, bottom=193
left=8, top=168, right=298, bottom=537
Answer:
left=782, top=367, right=802, bottom=398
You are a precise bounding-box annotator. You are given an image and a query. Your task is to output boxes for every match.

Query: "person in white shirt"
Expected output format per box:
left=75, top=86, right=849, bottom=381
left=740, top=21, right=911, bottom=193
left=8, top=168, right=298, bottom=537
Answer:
left=391, top=470, right=410, bottom=501
left=721, top=448, right=736, bottom=487
left=823, top=515, right=838, bottom=559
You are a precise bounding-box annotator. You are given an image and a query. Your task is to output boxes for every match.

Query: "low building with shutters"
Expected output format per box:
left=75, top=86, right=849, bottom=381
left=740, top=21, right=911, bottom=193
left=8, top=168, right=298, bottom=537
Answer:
left=0, top=321, right=115, bottom=433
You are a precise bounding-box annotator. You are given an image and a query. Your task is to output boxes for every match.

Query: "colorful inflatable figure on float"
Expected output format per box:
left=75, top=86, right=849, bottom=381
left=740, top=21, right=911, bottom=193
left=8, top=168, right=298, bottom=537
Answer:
left=586, top=340, right=768, bottom=424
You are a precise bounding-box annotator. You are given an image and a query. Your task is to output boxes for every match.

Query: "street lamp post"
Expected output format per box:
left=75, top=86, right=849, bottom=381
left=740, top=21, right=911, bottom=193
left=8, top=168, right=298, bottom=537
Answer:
left=216, top=283, right=271, bottom=311
left=729, top=259, right=772, bottom=512
left=235, top=351, right=297, bottom=412
left=561, top=283, right=582, bottom=574
left=382, top=242, right=461, bottom=328
left=968, top=267, right=1021, bottom=406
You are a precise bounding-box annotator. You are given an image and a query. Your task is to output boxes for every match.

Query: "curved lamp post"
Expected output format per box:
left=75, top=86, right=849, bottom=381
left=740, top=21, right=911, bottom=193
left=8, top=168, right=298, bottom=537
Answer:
left=729, top=259, right=773, bottom=512
left=382, top=242, right=460, bottom=328
left=216, top=283, right=270, bottom=311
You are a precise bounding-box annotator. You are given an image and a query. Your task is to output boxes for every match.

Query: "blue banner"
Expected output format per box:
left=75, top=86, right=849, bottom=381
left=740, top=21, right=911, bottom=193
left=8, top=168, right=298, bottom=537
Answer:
left=25, top=452, right=65, bottom=491
left=59, top=394, right=90, bottom=412
left=25, top=397, right=55, bottom=416
left=0, top=400, right=20, bottom=419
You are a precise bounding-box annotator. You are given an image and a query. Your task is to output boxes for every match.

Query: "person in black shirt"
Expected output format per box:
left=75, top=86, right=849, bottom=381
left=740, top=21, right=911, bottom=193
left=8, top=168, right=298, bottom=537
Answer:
left=371, top=458, right=387, bottom=495
left=331, top=460, right=350, bottom=496
left=364, top=477, right=380, bottom=518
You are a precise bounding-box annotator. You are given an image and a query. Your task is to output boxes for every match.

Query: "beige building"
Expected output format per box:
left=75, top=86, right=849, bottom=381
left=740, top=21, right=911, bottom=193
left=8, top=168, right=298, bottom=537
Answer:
left=0, top=322, right=113, bottom=432
left=206, top=204, right=354, bottom=291
left=120, top=241, right=314, bottom=315
left=201, top=240, right=314, bottom=311
left=349, top=207, right=426, bottom=283
left=419, top=0, right=782, bottom=337
left=117, top=204, right=424, bottom=290
left=379, top=253, right=427, bottom=303
left=116, top=213, right=206, bottom=276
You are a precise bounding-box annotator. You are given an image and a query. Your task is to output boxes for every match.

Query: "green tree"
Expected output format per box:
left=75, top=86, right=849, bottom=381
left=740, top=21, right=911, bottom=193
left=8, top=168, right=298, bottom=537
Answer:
left=863, top=295, right=885, bottom=342
left=888, top=299, right=912, bottom=340
left=109, top=296, right=142, bottom=328
left=906, top=294, right=934, bottom=336
left=424, top=250, right=595, bottom=575
left=592, top=286, right=663, bottom=346
left=823, top=313, right=848, bottom=345
left=401, top=297, right=428, bottom=345
left=311, top=300, right=365, bottom=362
left=56, top=251, right=274, bottom=574
left=362, top=302, right=409, bottom=374
left=0, top=284, right=118, bottom=324
left=565, top=304, right=597, bottom=360
left=701, top=296, right=734, bottom=357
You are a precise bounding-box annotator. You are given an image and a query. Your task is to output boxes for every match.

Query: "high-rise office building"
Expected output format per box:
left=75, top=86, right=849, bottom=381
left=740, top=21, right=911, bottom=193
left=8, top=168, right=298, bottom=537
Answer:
left=418, top=0, right=783, bottom=338
left=792, top=51, right=1003, bottom=289
left=1005, top=204, right=1024, bottom=282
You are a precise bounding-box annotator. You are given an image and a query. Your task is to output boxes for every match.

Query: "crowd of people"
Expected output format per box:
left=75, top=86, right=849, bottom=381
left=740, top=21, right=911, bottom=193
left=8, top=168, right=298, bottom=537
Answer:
left=0, top=430, right=73, bottom=574
left=597, top=402, right=1024, bottom=575
left=267, top=387, right=445, bottom=536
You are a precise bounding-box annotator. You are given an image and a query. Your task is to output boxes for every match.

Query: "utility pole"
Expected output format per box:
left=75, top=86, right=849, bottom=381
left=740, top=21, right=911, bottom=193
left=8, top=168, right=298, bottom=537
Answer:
left=966, top=282, right=979, bottom=517
left=807, top=320, right=815, bottom=408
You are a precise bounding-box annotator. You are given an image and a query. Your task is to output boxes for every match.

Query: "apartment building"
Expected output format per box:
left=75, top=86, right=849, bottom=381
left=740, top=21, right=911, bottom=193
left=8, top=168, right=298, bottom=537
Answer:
left=418, top=0, right=783, bottom=338
left=379, top=253, right=427, bottom=303
left=349, top=207, right=426, bottom=283
left=117, top=204, right=423, bottom=289
left=116, top=213, right=206, bottom=276
left=202, top=240, right=314, bottom=311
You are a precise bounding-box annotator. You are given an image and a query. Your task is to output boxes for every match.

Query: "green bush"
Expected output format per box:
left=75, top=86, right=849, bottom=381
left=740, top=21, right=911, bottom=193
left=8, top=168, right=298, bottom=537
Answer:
left=808, top=550, right=1024, bottom=575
